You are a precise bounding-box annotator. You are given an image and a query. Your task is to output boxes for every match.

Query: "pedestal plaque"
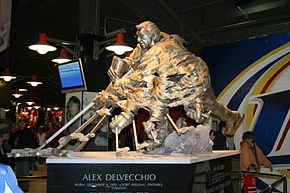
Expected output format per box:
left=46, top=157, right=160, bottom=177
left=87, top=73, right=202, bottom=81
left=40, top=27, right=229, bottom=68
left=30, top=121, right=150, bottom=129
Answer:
left=47, top=151, right=240, bottom=193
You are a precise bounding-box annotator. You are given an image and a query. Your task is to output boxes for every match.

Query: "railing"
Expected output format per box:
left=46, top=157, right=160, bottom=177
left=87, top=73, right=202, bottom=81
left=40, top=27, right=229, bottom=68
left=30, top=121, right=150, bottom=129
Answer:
left=17, top=175, right=47, bottom=181
left=240, top=171, right=288, bottom=193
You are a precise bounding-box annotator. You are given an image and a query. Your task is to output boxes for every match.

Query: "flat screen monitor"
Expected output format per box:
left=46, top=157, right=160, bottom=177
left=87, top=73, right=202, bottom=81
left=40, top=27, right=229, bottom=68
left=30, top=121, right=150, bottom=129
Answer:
left=57, top=59, right=87, bottom=93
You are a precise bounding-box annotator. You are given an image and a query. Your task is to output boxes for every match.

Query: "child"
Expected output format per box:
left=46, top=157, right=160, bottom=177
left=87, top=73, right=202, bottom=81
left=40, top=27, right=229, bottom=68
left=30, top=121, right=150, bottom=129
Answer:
left=240, top=131, right=272, bottom=172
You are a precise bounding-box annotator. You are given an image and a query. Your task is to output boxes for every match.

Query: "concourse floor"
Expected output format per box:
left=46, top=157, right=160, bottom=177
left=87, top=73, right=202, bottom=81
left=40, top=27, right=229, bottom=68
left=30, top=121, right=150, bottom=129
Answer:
left=26, top=163, right=47, bottom=193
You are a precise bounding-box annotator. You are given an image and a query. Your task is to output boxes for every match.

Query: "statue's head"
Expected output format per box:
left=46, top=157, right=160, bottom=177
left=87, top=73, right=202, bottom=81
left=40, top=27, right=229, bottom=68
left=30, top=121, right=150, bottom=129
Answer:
left=136, top=21, right=161, bottom=49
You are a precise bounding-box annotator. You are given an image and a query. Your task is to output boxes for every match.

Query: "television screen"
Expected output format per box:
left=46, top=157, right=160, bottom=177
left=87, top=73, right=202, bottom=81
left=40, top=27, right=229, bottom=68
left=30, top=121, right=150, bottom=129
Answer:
left=57, top=59, right=87, bottom=93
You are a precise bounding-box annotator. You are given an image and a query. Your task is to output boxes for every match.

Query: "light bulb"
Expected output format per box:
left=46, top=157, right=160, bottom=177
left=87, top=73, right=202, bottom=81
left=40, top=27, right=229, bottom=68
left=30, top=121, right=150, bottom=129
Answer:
left=52, top=58, right=71, bottom=64
left=27, top=80, right=42, bottom=87
left=3, top=76, right=12, bottom=81
left=114, top=49, right=126, bottom=55
left=106, top=44, right=133, bottom=55
left=28, top=44, right=56, bottom=55
left=13, top=94, right=21, bottom=98
left=30, top=82, right=39, bottom=87
left=37, top=49, right=48, bottom=55
left=26, top=102, right=34, bottom=105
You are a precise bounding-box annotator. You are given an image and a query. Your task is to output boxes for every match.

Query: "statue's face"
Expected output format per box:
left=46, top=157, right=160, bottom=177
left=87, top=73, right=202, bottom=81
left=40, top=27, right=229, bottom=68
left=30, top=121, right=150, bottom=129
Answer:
left=137, top=29, right=152, bottom=49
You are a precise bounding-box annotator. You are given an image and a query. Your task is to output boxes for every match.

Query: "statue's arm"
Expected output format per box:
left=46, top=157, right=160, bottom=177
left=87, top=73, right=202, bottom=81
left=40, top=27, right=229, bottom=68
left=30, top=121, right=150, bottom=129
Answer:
left=123, top=44, right=144, bottom=68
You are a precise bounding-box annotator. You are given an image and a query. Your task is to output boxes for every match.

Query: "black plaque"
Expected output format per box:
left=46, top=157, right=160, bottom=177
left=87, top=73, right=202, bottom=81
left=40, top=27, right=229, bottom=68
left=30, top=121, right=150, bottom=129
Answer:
left=48, top=163, right=195, bottom=193
left=47, top=154, right=240, bottom=193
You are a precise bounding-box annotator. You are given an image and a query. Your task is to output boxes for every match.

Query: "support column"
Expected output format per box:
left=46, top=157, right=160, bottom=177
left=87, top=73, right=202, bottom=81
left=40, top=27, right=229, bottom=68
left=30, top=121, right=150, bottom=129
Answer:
left=79, top=0, right=100, bottom=35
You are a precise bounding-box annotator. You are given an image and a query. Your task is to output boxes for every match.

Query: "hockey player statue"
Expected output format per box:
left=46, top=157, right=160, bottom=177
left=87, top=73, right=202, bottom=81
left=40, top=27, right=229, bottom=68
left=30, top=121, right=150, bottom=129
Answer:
left=8, top=21, right=244, bottom=157
left=93, top=21, right=244, bottom=153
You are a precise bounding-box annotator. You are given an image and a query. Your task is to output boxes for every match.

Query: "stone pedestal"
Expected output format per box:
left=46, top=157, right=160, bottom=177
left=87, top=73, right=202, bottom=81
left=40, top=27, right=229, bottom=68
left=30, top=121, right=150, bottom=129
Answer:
left=46, top=150, right=240, bottom=193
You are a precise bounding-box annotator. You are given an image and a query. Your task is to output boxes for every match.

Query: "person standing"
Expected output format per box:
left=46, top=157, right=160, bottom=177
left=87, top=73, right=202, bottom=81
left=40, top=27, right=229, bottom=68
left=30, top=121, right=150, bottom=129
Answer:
left=240, top=131, right=272, bottom=172
left=8, top=120, right=37, bottom=192
left=37, top=125, right=46, bottom=147
left=209, top=130, right=216, bottom=141
left=240, top=131, right=272, bottom=193
left=212, top=121, right=228, bottom=150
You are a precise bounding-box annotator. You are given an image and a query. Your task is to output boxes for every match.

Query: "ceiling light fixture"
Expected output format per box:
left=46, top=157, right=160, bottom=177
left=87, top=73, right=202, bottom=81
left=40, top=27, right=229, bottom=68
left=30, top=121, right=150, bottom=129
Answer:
left=105, top=33, right=133, bottom=55
left=12, top=89, right=23, bottom=98
left=28, top=33, right=80, bottom=62
left=18, top=88, right=28, bottom=92
left=27, top=74, right=43, bottom=87
left=26, top=101, right=35, bottom=105
left=0, top=67, right=16, bottom=82
left=52, top=48, right=72, bottom=64
left=28, top=33, right=57, bottom=54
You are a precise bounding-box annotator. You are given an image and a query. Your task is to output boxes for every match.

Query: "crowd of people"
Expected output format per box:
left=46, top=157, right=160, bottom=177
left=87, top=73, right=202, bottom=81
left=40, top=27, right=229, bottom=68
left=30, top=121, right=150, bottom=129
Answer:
left=0, top=119, right=62, bottom=192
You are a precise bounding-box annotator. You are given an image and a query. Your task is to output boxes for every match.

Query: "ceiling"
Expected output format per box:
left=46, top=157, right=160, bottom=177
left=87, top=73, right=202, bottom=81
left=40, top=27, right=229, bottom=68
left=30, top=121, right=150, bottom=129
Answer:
left=1, top=0, right=289, bottom=107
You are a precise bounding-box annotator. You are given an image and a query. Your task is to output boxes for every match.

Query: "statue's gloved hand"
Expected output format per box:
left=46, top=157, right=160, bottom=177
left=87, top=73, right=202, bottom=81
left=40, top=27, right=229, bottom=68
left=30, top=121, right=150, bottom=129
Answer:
left=92, top=93, right=101, bottom=103
left=92, top=91, right=116, bottom=106
left=108, top=56, right=130, bottom=82
left=143, top=122, right=162, bottom=145
left=96, top=108, right=112, bottom=116
left=143, top=121, right=155, bottom=136
left=110, top=112, right=134, bottom=134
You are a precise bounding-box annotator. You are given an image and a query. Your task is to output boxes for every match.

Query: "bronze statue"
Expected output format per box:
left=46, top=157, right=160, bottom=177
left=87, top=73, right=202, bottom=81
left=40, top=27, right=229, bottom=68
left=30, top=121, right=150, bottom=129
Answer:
left=94, top=21, right=244, bottom=150
left=8, top=21, right=244, bottom=157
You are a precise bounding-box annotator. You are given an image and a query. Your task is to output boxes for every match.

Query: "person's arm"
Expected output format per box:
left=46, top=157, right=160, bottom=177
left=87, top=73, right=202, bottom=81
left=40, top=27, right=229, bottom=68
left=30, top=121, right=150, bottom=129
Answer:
left=123, top=44, right=144, bottom=68
left=4, top=165, right=24, bottom=193
left=256, top=145, right=272, bottom=170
